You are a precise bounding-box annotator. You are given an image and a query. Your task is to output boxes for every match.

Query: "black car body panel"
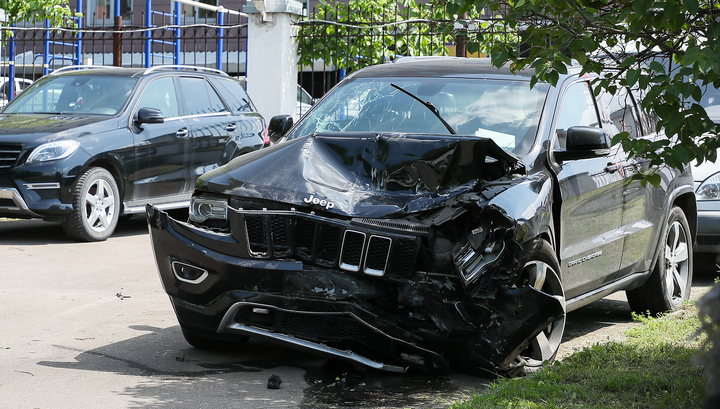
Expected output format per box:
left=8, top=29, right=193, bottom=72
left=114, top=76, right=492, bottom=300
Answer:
left=195, top=132, right=519, bottom=218
left=147, top=58, right=696, bottom=375
left=0, top=66, right=265, bottom=240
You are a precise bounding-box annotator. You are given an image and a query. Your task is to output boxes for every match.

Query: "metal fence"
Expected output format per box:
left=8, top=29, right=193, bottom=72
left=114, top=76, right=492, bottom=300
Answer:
left=1, top=9, right=248, bottom=101
left=295, top=2, right=514, bottom=100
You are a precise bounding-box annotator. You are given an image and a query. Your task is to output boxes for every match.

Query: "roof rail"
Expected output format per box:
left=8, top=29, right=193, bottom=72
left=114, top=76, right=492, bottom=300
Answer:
left=142, top=65, right=229, bottom=76
left=49, top=65, right=125, bottom=75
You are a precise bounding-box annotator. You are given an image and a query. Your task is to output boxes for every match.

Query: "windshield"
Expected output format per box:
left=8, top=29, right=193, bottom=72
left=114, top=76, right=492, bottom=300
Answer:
left=4, top=75, right=138, bottom=116
left=287, top=77, right=549, bottom=155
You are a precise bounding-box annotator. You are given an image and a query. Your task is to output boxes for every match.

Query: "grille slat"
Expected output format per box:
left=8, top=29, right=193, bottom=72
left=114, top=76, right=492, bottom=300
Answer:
left=340, top=230, right=366, bottom=272
left=0, top=145, right=22, bottom=170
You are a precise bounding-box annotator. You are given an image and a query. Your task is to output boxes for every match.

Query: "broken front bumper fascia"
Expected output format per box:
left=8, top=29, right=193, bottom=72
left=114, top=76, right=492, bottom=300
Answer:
left=147, top=204, right=564, bottom=375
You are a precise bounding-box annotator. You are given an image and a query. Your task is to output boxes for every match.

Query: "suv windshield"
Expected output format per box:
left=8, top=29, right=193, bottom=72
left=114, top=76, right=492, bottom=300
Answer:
left=287, top=77, right=549, bottom=155
left=4, top=75, right=138, bottom=116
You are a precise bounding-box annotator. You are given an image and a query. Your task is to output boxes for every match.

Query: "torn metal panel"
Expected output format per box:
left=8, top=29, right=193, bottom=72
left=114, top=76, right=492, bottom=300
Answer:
left=195, top=133, right=521, bottom=219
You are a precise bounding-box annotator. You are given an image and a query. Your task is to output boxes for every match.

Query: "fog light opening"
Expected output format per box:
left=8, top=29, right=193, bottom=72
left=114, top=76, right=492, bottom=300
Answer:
left=171, top=261, right=209, bottom=284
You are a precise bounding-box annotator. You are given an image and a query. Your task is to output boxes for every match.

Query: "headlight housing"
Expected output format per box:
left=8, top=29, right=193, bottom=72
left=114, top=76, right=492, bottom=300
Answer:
left=696, top=172, right=720, bottom=200
left=189, top=195, right=229, bottom=223
left=27, top=140, right=81, bottom=163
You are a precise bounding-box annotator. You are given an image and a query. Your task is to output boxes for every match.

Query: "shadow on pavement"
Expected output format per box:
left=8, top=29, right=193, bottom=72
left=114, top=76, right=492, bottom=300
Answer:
left=0, top=215, right=152, bottom=244
left=36, top=325, right=473, bottom=409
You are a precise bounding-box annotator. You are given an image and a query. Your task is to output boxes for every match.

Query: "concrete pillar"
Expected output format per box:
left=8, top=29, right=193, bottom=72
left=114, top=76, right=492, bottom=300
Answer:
left=243, top=1, right=304, bottom=122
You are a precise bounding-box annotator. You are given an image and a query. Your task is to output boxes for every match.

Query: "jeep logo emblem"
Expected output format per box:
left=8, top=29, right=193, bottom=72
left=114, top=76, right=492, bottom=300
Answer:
left=303, top=194, right=335, bottom=210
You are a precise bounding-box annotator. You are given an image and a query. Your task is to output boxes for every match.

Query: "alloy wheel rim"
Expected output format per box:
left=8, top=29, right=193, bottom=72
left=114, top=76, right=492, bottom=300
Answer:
left=664, top=220, right=690, bottom=301
left=523, top=260, right=566, bottom=366
left=84, top=178, right=115, bottom=233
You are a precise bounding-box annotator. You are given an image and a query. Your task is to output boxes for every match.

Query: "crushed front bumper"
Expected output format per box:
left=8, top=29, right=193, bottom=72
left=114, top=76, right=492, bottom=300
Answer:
left=147, top=204, right=564, bottom=375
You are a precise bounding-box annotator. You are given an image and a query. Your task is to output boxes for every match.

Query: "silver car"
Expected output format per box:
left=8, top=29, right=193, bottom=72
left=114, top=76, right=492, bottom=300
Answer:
left=694, top=85, right=720, bottom=255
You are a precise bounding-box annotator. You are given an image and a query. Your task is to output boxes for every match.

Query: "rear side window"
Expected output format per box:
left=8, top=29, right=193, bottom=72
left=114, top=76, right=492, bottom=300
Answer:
left=179, top=77, right=228, bottom=115
left=631, top=89, right=660, bottom=135
left=602, top=87, right=641, bottom=139
left=212, top=77, right=254, bottom=113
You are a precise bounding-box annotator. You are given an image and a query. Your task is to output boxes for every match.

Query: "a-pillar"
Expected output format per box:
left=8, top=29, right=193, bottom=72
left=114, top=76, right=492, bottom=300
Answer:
left=243, top=1, right=304, bottom=122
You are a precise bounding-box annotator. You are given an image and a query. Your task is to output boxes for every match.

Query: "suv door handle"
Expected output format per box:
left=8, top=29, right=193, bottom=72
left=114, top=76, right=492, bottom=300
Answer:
left=604, top=163, right=622, bottom=173
left=226, top=123, right=237, bottom=132
left=176, top=128, right=189, bottom=138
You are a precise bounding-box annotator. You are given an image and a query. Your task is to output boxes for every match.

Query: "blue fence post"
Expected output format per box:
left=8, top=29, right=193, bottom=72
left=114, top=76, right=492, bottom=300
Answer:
left=174, top=2, right=180, bottom=65
left=145, top=0, right=152, bottom=68
left=77, top=0, right=84, bottom=65
left=8, top=25, right=15, bottom=102
left=216, top=11, right=224, bottom=70
left=44, top=20, right=50, bottom=75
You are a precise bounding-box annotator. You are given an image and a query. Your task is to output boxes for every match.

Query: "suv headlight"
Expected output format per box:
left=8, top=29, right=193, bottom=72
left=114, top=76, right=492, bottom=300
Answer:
left=696, top=171, right=720, bottom=200
left=27, top=140, right=81, bottom=163
left=189, top=195, right=228, bottom=222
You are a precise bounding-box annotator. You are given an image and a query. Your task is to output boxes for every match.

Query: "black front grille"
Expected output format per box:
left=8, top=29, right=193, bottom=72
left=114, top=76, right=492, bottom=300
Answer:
left=236, top=209, right=419, bottom=277
left=0, top=144, right=22, bottom=171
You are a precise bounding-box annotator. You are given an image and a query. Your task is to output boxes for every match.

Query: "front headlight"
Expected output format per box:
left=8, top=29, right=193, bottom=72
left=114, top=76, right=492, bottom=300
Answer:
left=697, top=172, right=720, bottom=200
left=189, top=195, right=228, bottom=223
left=27, top=140, right=81, bottom=163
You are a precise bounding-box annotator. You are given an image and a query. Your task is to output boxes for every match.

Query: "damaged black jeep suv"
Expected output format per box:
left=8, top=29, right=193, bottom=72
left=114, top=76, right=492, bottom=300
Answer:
left=147, top=57, right=696, bottom=376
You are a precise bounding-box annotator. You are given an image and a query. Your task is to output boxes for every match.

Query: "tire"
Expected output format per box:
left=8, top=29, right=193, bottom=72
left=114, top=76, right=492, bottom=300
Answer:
left=62, top=167, right=120, bottom=242
left=181, top=326, right=249, bottom=350
left=627, top=206, right=693, bottom=315
left=516, top=238, right=566, bottom=368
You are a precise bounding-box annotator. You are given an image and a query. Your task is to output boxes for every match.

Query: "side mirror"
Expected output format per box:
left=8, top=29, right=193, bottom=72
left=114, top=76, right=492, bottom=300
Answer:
left=554, top=126, right=611, bottom=161
left=136, top=107, right=164, bottom=125
left=267, top=115, right=294, bottom=143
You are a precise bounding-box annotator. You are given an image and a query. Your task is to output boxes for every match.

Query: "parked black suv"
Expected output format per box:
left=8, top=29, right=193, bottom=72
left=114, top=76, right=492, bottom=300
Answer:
left=147, top=58, right=696, bottom=376
left=0, top=65, right=265, bottom=241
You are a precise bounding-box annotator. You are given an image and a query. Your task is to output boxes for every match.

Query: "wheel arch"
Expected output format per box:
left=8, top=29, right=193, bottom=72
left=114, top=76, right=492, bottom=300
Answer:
left=648, top=187, right=697, bottom=275
left=81, top=157, right=126, bottom=212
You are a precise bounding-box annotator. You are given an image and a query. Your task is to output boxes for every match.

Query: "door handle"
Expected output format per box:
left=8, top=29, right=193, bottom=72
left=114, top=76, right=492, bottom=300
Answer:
left=176, top=128, right=189, bottom=138
left=604, top=163, right=621, bottom=173
left=226, top=123, right=237, bottom=132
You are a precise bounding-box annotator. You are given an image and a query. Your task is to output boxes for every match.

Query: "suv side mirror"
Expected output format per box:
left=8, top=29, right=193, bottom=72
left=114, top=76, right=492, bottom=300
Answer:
left=136, top=107, right=164, bottom=125
left=268, top=115, right=293, bottom=143
left=554, top=126, right=611, bottom=161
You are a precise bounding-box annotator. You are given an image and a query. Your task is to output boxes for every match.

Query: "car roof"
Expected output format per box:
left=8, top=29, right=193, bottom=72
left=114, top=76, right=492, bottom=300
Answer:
left=349, top=57, right=577, bottom=82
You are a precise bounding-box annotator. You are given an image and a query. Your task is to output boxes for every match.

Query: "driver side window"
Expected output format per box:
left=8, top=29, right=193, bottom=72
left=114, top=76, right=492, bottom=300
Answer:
left=138, top=77, right=179, bottom=118
left=554, top=82, right=601, bottom=150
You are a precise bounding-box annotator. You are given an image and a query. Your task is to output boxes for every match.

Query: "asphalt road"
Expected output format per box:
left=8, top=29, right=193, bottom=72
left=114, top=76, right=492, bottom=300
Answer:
left=1, top=216, right=717, bottom=408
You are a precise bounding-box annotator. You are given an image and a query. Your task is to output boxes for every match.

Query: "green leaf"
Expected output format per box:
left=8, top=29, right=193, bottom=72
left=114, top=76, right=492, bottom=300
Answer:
left=681, top=47, right=701, bottom=67
left=573, top=51, right=588, bottom=65
left=683, top=0, right=699, bottom=14
left=626, top=69, right=641, bottom=87
left=648, top=61, right=666, bottom=74
left=546, top=70, right=560, bottom=86
left=646, top=173, right=662, bottom=187
left=634, top=0, right=653, bottom=13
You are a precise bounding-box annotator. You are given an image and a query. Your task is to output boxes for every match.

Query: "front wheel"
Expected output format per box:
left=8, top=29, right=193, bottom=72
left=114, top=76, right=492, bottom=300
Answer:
left=516, top=239, right=566, bottom=368
left=62, top=167, right=120, bottom=242
left=627, top=206, right=693, bottom=315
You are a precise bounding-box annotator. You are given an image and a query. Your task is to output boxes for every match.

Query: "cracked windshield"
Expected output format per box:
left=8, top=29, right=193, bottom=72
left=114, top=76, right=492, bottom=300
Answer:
left=289, top=77, right=549, bottom=155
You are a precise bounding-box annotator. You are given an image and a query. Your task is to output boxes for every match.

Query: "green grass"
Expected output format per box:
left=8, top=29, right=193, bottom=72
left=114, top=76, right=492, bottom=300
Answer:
left=451, top=305, right=707, bottom=409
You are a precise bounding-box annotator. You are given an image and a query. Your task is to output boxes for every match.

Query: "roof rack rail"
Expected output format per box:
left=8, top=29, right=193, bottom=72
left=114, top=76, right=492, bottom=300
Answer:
left=50, top=65, right=125, bottom=75
left=142, top=65, right=229, bottom=76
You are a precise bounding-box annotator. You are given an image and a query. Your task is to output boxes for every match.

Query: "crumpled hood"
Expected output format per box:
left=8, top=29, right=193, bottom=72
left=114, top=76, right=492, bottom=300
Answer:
left=197, top=132, right=520, bottom=218
left=0, top=114, right=115, bottom=147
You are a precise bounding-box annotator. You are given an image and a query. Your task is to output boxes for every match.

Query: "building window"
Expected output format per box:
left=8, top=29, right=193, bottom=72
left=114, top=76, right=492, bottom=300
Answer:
left=87, top=0, right=132, bottom=25
left=174, top=0, right=218, bottom=23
